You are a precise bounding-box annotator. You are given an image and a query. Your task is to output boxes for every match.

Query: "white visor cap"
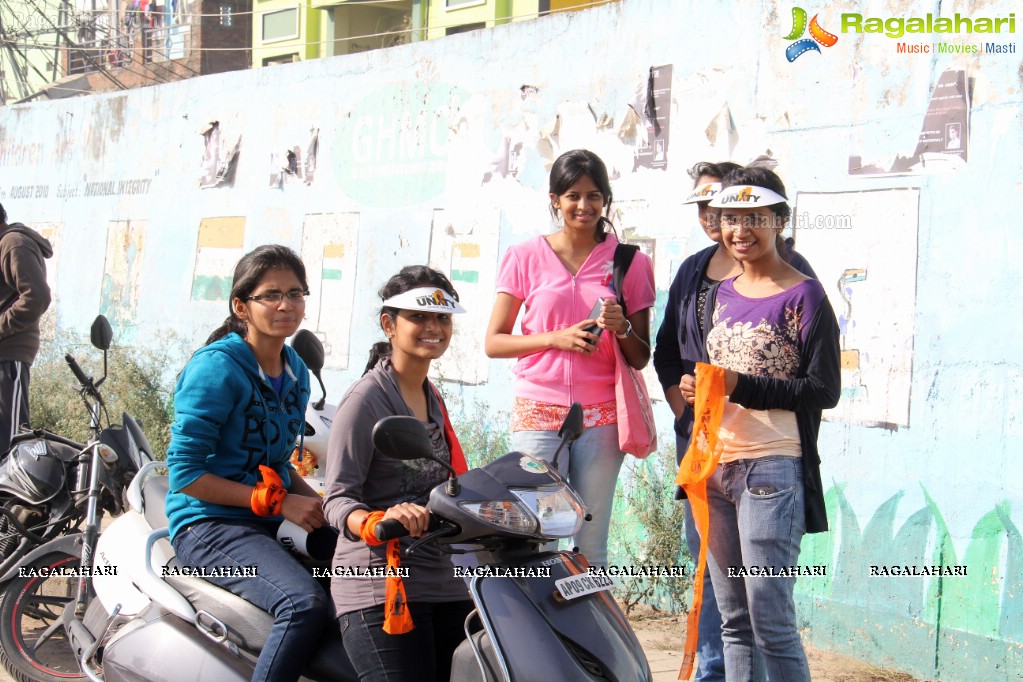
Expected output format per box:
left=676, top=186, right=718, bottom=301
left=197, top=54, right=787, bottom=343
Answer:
left=382, top=287, right=466, bottom=314
left=708, top=185, right=788, bottom=208
left=682, top=182, right=722, bottom=204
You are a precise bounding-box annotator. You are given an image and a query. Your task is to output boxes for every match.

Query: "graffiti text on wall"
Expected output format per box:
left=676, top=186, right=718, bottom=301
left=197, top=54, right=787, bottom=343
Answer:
left=1, top=179, right=154, bottom=202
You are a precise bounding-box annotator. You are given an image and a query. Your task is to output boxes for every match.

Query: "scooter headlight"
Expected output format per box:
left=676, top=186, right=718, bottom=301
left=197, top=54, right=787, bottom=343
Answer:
left=458, top=500, right=537, bottom=535
left=510, top=485, right=585, bottom=539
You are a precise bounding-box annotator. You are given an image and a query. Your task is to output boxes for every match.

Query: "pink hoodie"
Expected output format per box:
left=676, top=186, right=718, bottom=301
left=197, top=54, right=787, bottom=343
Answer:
left=496, top=234, right=655, bottom=406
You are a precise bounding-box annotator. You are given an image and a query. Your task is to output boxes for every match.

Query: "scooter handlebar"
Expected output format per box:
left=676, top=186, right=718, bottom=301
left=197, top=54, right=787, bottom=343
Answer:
left=374, top=515, right=442, bottom=542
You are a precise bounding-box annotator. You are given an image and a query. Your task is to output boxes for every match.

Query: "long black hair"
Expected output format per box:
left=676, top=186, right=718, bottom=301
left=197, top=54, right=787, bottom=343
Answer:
left=0, top=202, right=7, bottom=224
left=719, top=166, right=794, bottom=262
left=548, top=149, right=615, bottom=242
left=364, top=265, right=460, bottom=374
left=204, top=244, right=309, bottom=346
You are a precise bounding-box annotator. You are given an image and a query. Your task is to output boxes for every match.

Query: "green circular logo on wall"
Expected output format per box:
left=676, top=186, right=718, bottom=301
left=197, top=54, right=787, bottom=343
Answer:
left=335, top=82, right=466, bottom=207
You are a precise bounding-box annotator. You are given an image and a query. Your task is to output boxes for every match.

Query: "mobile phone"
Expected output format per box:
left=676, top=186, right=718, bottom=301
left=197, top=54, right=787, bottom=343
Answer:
left=581, top=299, right=605, bottom=344
left=748, top=486, right=778, bottom=496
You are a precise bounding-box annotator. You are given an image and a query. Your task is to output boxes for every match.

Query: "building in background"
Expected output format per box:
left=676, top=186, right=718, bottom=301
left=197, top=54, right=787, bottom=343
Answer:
left=2, top=0, right=614, bottom=100
left=253, top=0, right=616, bottom=65
left=1, top=0, right=252, bottom=101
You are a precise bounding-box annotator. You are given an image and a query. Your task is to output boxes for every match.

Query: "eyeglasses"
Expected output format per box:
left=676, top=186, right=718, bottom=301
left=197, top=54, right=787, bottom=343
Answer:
left=245, top=290, right=309, bottom=304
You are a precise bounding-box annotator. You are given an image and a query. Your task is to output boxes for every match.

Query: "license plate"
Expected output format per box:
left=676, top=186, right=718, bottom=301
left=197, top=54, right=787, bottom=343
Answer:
left=554, top=573, right=615, bottom=601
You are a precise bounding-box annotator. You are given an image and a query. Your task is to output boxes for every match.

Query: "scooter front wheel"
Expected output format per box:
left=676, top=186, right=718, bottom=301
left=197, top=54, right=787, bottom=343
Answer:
left=0, top=552, right=87, bottom=682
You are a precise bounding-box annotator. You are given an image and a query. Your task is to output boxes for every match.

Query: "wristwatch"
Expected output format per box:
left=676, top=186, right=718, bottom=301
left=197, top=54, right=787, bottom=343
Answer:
left=615, top=320, right=633, bottom=339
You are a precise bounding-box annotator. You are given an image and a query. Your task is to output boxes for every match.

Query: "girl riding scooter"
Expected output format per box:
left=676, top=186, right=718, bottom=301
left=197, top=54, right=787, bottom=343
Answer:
left=166, top=245, right=332, bottom=682
left=324, top=266, right=472, bottom=682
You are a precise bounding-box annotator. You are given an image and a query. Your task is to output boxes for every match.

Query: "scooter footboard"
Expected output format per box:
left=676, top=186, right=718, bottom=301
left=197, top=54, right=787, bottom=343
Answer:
left=464, top=551, right=652, bottom=682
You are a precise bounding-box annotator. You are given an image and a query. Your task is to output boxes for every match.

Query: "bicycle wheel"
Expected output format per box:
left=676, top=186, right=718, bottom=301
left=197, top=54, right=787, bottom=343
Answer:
left=0, top=552, right=86, bottom=682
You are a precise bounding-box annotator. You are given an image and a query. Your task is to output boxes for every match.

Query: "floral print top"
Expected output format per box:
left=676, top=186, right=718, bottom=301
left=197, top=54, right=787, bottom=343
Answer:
left=706, top=277, right=828, bottom=462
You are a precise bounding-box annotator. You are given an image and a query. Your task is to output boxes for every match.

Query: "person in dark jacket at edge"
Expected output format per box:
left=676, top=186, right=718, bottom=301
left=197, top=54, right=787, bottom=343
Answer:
left=652, top=162, right=817, bottom=681
left=0, top=202, right=53, bottom=456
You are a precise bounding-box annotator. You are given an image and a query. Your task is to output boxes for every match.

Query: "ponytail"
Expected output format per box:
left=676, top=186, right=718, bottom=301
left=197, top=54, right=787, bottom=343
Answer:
left=363, top=341, right=393, bottom=375
left=205, top=316, right=248, bottom=346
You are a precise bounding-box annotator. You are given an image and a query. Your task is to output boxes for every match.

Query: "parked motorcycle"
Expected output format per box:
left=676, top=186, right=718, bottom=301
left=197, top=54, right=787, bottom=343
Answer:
left=0, top=315, right=155, bottom=682
left=35, top=403, right=650, bottom=682
left=0, top=316, right=108, bottom=575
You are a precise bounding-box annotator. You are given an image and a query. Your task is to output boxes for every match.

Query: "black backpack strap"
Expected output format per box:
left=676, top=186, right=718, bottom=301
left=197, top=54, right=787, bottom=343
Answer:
left=612, top=244, right=640, bottom=318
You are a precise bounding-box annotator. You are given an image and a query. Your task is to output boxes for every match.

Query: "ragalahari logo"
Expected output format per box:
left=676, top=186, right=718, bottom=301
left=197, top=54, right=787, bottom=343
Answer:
left=784, top=7, right=839, bottom=62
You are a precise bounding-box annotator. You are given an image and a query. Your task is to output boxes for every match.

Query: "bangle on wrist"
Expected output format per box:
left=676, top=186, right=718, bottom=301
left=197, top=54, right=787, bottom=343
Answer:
left=615, top=320, right=633, bottom=339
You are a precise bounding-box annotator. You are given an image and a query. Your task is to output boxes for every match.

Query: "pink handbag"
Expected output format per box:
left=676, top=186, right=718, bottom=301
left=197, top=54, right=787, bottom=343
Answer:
left=612, top=336, right=657, bottom=458
left=609, top=243, right=657, bottom=458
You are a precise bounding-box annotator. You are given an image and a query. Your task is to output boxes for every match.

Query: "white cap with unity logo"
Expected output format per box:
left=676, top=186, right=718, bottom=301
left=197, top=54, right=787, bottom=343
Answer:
left=708, top=185, right=788, bottom=208
left=382, top=287, right=467, bottom=314
left=682, top=182, right=722, bottom=205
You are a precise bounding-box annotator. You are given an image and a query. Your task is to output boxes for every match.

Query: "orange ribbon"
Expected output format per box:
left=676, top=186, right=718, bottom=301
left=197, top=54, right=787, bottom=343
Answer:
left=675, top=363, right=726, bottom=680
left=360, top=511, right=414, bottom=635
left=250, top=465, right=287, bottom=517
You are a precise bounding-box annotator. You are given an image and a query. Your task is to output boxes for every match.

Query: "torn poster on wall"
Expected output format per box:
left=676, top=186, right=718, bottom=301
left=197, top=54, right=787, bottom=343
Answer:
left=199, top=121, right=241, bottom=188
left=268, top=127, right=319, bottom=189
left=630, top=64, right=672, bottom=171
left=191, top=216, right=245, bottom=301
left=100, top=219, right=147, bottom=340
left=428, top=207, right=500, bottom=385
left=299, top=213, right=359, bottom=370
left=794, top=189, right=919, bottom=429
left=848, top=69, right=969, bottom=176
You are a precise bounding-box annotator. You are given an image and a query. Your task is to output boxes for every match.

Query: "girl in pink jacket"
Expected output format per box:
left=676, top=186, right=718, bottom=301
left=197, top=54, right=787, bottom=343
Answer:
left=485, top=149, right=655, bottom=567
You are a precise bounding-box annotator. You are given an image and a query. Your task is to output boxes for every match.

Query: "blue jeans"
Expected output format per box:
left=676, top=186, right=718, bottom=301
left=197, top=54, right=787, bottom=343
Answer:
left=511, top=424, right=624, bottom=568
left=173, top=519, right=333, bottom=682
left=339, top=600, right=475, bottom=681
left=704, top=456, right=809, bottom=682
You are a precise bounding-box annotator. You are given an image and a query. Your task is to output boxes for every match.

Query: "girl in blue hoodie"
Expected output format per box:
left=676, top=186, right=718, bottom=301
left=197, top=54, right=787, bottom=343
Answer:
left=166, top=244, right=331, bottom=682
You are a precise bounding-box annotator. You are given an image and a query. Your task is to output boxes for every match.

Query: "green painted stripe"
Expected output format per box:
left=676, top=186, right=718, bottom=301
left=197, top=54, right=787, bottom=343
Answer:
left=191, top=274, right=233, bottom=301
left=322, top=268, right=343, bottom=281
left=451, top=269, right=478, bottom=284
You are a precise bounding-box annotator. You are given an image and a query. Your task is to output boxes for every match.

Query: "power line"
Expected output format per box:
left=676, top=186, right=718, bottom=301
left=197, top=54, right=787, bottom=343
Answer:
left=19, top=0, right=129, bottom=90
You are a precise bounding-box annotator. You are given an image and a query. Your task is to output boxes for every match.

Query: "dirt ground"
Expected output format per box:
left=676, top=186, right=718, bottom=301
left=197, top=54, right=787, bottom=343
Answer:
left=627, top=605, right=924, bottom=682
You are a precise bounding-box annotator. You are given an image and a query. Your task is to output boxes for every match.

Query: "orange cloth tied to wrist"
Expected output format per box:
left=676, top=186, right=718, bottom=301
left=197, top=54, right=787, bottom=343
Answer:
left=360, top=511, right=414, bottom=635
left=251, top=465, right=287, bottom=517
left=675, top=363, right=726, bottom=680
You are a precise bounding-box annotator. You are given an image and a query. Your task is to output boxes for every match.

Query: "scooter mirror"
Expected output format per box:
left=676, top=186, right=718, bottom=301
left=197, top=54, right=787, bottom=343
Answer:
left=291, top=330, right=325, bottom=372
left=90, top=315, right=113, bottom=351
left=557, top=402, right=584, bottom=443
left=372, top=416, right=434, bottom=462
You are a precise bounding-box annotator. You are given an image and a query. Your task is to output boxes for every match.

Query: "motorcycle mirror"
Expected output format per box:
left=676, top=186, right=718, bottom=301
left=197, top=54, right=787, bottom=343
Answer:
left=291, top=330, right=324, bottom=372
left=291, top=330, right=327, bottom=409
left=558, top=403, right=584, bottom=443
left=90, top=315, right=113, bottom=351
left=373, top=416, right=461, bottom=496
left=372, top=416, right=434, bottom=461
left=551, top=402, right=584, bottom=471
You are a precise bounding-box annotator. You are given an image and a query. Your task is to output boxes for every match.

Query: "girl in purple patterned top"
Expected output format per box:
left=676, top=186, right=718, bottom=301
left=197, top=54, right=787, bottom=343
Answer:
left=680, top=168, right=840, bottom=682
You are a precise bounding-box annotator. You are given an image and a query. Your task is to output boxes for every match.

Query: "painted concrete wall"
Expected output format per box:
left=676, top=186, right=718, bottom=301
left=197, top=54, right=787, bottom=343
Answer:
left=1, top=0, right=1021, bottom=678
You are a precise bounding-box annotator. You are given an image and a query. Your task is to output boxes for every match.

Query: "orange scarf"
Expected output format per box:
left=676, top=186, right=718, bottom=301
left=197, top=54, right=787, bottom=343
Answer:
left=675, top=363, right=726, bottom=680
left=360, top=511, right=414, bottom=634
